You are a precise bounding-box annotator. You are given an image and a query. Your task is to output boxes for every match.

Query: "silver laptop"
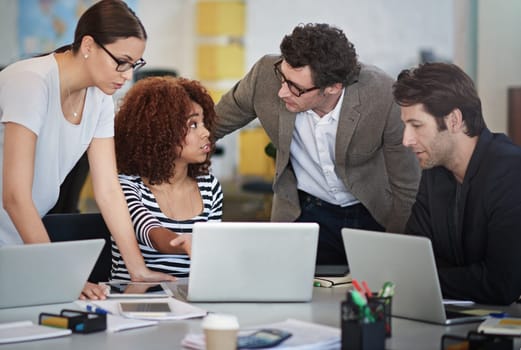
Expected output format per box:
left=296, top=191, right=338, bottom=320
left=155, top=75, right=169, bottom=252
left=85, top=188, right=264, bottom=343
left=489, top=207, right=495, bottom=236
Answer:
left=0, top=239, right=104, bottom=308
left=182, top=222, right=319, bottom=302
left=342, top=228, right=487, bottom=325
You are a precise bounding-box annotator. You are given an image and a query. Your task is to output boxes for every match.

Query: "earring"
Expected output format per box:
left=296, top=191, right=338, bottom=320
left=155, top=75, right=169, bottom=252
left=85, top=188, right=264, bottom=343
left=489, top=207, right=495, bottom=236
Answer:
left=84, top=54, right=89, bottom=59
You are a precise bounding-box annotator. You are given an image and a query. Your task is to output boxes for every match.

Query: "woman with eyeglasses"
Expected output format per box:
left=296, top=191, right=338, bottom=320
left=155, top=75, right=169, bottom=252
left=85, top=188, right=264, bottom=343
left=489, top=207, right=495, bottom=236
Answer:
left=0, top=0, right=175, bottom=298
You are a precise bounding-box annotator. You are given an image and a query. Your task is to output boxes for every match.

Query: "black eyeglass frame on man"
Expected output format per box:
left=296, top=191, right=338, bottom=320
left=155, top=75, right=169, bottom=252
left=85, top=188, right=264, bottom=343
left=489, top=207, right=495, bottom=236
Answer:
left=273, top=59, right=320, bottom=97
left=93, top=38, right=146, bottom=72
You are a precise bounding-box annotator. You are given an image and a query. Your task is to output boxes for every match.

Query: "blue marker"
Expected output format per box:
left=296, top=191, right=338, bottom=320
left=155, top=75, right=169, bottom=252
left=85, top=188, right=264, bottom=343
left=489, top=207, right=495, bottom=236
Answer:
left=86, top=304, right=111, bottom=315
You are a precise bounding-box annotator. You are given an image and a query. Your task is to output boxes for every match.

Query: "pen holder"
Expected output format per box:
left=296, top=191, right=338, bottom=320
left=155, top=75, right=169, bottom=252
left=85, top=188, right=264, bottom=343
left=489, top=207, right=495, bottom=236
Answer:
left=341, top=319, right=385, bottom=350
left=341, top=294, right=391, bottom=350
left=39, top=309, right=106, bottom=333
left=367, top=294, right=392, bottom=337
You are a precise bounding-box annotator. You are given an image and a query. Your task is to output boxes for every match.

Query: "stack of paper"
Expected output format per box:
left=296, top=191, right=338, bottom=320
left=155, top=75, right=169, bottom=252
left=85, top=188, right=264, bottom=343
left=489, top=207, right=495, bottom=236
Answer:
left=182, top=318, right=340, bottom=349
left=105, top=314, right=158, bottom=333
left=0, top=321, right=71, bottom=344
left=478, top=317, right=521, bottom=335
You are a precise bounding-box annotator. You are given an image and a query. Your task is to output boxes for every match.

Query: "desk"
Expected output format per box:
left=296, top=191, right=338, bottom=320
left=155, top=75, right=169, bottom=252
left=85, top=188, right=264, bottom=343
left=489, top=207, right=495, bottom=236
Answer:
left=1, top=286, right=520, bottom=350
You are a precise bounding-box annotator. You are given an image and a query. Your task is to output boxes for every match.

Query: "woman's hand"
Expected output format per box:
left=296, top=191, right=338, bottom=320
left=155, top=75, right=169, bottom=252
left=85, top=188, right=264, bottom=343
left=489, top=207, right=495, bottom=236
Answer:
left=170, top=234, right=192, bottom=257
left=79, top=281, right=108, bottom=300
left=130, top=267, right=177, bottom=282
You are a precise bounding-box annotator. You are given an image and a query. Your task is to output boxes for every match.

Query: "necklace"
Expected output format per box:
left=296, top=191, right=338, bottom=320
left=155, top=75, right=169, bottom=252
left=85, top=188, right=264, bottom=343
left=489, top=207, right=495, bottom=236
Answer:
left=66, top=84, right=84, bottom=119
left=61, top=51, right=85, bottom=120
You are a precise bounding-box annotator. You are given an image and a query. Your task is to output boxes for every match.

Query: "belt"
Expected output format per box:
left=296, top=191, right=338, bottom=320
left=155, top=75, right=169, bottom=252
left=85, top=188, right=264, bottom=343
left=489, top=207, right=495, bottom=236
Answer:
left=297, top=190, right=363, bottom=213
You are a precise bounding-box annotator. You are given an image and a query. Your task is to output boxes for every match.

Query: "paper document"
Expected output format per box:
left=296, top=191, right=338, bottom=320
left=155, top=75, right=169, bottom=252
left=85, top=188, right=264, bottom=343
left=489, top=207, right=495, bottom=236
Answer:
left=0, top=321, right=71, bottom=344
left=106, top=314, right=158, bottom=333
left=182, top=318, right=340, bottom=349
left=443, top=299, right=475, bottom=305
left=478, top=317, right=521, bottom=335
left=77, top=297, right=206, bottom=321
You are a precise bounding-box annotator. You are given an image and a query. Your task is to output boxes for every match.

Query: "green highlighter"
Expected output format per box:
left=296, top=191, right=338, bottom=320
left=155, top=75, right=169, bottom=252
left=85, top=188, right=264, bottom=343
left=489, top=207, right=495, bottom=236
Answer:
left=378, top=281, right=395, bottom=298
left=350, top=290, right=375, bottom=323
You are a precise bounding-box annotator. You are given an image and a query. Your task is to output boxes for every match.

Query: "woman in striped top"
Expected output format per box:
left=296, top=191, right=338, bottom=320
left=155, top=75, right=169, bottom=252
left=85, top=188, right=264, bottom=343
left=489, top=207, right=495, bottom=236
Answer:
left=113, top=76, right=223, bottom=280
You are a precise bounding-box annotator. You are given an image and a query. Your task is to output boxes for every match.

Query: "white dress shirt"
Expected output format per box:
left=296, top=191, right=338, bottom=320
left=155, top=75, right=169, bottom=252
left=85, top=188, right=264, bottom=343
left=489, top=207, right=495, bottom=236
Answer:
left=290, top=89, right=359, bottom=207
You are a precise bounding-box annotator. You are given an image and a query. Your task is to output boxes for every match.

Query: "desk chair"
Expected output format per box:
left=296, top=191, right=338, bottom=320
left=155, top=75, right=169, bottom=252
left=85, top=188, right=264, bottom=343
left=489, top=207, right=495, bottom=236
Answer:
left=240, top=142, right=275, bottom=220
left=42, top=213, right=111, bottom=283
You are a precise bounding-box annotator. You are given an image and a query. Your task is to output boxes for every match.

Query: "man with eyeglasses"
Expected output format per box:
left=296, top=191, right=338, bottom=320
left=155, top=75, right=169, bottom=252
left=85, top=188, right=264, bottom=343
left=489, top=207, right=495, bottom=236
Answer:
left=214, top=23, right=420, bottom=265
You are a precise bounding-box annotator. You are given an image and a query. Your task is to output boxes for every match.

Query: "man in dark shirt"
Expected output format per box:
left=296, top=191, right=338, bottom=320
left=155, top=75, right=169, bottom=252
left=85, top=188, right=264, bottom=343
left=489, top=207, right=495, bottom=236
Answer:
left=393, top=62, right=521, bottom=305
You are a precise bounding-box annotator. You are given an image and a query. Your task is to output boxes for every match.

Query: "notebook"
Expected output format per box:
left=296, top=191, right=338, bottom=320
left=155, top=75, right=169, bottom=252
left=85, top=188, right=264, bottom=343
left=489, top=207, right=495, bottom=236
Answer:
left=181, top=222, right=319, bottom=302
left=0, top=321, right=71, bottom=344
left=314, top=264, right=349, bottom=277
left=0, top=239, right=104, bottom=309
left=341, top=228, right=488, bottom=325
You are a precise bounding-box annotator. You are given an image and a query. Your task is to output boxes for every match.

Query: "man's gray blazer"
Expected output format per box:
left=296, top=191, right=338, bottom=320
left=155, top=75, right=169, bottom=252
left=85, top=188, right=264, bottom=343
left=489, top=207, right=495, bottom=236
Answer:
left=214, top=55, right=420, bottom=232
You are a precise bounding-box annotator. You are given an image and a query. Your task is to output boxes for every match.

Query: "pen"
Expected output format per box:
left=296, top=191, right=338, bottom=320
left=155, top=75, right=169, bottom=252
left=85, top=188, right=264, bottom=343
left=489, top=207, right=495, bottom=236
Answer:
left=349, top=290, right=375, bottom=323
left=361, top=280, right=372, bottom=298
left=349, top=290, right=367, bottom=307
left=351, top=279, right=365, bottom=297
left=378, top=281, right=395, bottom=298
left=86, top=304, right=111, bottom=315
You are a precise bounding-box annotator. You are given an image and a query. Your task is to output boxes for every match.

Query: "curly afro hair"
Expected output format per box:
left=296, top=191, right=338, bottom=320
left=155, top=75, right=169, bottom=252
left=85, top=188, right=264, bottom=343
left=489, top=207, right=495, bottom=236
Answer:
left=115, top=76, right=217, bottom=185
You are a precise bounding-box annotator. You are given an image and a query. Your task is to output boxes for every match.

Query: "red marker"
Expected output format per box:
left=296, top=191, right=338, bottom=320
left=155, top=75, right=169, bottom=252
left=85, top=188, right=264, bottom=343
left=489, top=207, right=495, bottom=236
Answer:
left=361, top=280, right=372, bottom=298
left=352, top=279, right=364, bottom=295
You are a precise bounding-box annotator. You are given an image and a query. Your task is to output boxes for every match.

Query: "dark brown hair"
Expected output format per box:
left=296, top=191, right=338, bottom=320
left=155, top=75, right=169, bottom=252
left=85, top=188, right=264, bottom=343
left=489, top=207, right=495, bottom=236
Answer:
left=393, top=62, right=485, bottom=136
left=280, top=23, right=360, bottom=88
left=115, top=77, right=217, bottom=185
left=56, top=0, right=147, bottom=54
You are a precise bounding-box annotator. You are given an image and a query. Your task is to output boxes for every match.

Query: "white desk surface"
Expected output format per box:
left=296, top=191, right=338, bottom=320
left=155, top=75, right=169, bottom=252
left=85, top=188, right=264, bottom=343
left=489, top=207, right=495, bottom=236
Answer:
left=1, top=285, right=519, bottom=350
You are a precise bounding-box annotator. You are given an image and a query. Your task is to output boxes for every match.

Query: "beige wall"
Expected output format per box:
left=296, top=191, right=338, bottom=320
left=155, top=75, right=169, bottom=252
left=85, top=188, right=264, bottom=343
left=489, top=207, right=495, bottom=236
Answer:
left=476, top=0, right=521, bottom=134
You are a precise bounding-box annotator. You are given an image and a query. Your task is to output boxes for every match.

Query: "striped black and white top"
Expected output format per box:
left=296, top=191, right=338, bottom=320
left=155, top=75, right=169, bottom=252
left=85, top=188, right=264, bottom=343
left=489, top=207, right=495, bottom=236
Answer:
left=111, top=173, right=223, bottom=281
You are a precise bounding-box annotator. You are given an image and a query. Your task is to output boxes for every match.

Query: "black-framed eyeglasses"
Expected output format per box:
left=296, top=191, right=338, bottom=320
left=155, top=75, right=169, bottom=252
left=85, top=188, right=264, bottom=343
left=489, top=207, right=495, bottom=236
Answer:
left=273, top=59, right=320, bottom=97
left=93, top=39, right=146, bottom=72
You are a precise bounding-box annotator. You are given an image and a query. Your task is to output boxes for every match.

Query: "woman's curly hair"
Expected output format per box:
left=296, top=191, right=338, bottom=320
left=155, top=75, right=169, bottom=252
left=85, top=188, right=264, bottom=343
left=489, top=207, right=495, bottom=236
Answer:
left=115, top=76, right=217, bottom=185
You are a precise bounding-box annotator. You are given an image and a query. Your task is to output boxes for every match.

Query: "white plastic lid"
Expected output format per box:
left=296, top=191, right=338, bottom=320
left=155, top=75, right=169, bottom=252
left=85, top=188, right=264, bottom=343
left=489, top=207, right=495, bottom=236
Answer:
left=201, top=313, right=239, bottom=330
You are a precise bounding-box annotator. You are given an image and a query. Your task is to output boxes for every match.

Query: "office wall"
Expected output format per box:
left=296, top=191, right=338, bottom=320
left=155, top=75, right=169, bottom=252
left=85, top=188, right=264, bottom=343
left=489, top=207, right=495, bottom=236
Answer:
left=477, top=0, right=521, bottom=133
left=0, top=0, right=454, bottom=79
left=0, top=1, right=18, bottom=67
left=245, top=0, right=453, bottom=78
left=137, top=1, right=195, bottom=76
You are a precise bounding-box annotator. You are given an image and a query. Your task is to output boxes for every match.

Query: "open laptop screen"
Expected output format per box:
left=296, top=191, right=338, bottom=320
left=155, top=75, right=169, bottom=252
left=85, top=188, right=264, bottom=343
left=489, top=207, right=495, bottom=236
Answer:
left=342, top=228, right=486, bottom=325
left=187, top=222, right=319, bottom=302
left=0, top=239, right=104, bottom=308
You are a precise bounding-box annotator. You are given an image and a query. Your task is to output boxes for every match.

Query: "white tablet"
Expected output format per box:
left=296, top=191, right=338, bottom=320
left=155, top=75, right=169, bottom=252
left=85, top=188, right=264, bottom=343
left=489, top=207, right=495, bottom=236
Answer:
left=100, top=281, right=172, bottom=298
left=118, top=302, right=173, bottom=318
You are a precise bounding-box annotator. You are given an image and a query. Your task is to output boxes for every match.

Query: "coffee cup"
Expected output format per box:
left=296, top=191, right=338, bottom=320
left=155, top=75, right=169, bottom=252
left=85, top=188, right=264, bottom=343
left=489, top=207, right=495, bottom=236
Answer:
left=202, top=313, right=239, bottom=350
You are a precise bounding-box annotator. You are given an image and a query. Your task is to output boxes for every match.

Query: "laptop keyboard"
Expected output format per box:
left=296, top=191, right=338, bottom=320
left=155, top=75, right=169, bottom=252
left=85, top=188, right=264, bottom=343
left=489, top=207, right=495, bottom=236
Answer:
left=444, top=304, right=489, bottom=320
left=445, top=309, right=469, bottom=319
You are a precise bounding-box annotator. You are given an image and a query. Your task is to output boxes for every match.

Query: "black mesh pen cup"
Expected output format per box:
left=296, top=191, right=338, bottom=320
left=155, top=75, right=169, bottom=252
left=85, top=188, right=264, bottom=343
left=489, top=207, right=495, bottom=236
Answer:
left=341, top=299, right=386, bottom=350
left=367, top=294, right=392, bottom=337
